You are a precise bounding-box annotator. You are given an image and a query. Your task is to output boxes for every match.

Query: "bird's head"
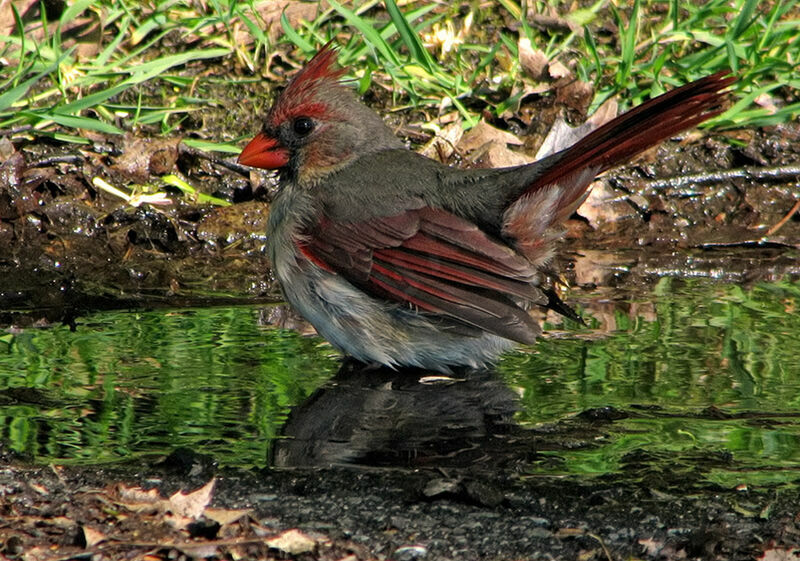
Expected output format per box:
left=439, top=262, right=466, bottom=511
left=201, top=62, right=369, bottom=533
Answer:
left=238, top=44, right=402, bottom=184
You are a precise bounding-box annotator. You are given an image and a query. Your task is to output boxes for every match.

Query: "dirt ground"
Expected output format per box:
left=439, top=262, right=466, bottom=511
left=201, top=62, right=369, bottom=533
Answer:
left=4, top=431, right=800, bottom=561
left=2, top=63, right=800, bottom=561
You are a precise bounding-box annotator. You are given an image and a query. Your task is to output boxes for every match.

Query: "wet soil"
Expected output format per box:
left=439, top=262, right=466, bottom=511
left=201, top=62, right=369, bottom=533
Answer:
left=2, top=66, right=800, bottom=561
left=4, top=425, right=800, bottom=561
left=2, top=122, right=798, bottom=329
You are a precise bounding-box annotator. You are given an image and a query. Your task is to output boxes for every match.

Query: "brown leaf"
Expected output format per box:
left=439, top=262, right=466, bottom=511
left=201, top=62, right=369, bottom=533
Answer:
left=577, top=181, right=630, bottom=229
left=458, top=120, right=523, bottom=154
left=419, top=121, right=464, bottom=161
left=115, top=483, right=161, bottom=504
left=548, top=60, right=571, bottom=80
left=175, top=544, right=220, bottom=559
left=0, top=1, right=103, bottom=62
left=167, top=478, right=215, bottom=519
left=266, top=528, right=318, bottom=555
left=518, top=38, right=548, bottom=81
left=470, top=143, right=532, bottom=169
left=529, top=13, right=579, bottom=34
left=758, top=548, right=800, bottom=561
left=204, top=507, right=252, bottom=526
left=112, top=135, right=181, bottom=182
left=255, top=1, right=326, bottom=43
left=80, top=525, right=106, bottom=548
left=535, top=98, right=618, bottom=159
left=555, top=78, right=594, bottom=114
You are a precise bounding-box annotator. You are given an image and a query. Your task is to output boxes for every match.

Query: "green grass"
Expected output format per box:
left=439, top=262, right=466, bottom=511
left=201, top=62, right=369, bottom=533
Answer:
left=0, top=0, right=797, bottom=148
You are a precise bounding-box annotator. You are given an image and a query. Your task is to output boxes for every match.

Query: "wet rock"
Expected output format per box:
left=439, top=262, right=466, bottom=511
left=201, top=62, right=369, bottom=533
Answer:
left=111, top=135, right=181, bottom=182
left=577, top=406, right=628, bottom=422
left=393, top=544, right=428, bottom=560
left=422, top=478, right=461, bottom=499
left=463, top=479, right=504, bottom=508
left=195, top=200, right=270, bottom=247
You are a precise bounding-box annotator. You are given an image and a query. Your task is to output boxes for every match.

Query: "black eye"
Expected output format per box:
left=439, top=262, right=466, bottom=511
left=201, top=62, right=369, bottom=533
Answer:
left=292, top=117, right=314, bottom=136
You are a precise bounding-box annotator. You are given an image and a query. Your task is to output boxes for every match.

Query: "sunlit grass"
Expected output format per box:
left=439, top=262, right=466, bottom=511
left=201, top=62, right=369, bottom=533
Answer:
left=0, top=0, right=797, bottom=147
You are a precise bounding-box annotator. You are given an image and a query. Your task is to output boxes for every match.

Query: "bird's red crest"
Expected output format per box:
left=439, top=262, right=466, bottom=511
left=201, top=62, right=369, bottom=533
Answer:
left=269, top=43, right=347, bottom=125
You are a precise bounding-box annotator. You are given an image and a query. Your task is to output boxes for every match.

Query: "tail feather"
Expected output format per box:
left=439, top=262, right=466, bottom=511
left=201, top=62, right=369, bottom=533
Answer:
left=504, top=72, right=734, bottom=264
left=531, top=71, right=734, bottom=204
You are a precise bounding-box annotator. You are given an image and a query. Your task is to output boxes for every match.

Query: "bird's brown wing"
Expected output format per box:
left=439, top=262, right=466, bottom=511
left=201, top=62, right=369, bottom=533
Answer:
left=298, top=206, right=546, bottom=344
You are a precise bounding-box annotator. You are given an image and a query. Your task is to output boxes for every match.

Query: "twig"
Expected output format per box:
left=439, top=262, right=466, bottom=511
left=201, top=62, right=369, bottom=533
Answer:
left=639, top=165, right=800, bottom=190
left=179, top=143, right=253, bottom=176
left=765, top=198, right=800, bottom=236
left=30, top=155, right=84, bottom=167
left=0, top=125, right=34, bottom=137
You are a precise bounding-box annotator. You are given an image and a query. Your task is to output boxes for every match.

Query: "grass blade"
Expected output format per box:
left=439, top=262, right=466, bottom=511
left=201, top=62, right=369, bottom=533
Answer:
left=384, top=0, right=435, bottom=72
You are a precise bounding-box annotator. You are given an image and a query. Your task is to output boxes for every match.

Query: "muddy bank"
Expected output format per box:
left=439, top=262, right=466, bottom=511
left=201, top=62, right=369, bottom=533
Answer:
left=1, top=121, right=798, bottom=329
left=3, top=437, right=800, bottom=561
left=4, top=356, right=800, bottom=560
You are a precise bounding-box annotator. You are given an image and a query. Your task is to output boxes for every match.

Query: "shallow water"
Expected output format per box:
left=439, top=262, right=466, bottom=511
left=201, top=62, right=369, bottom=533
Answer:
left=1, top=274, right=799, bottom=486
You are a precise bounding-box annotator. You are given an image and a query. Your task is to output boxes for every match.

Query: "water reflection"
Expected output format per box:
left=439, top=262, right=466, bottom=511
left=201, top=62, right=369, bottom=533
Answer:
left=272, top=360, right=528, bottom=469
left=0, top=273, right=798, bottom=486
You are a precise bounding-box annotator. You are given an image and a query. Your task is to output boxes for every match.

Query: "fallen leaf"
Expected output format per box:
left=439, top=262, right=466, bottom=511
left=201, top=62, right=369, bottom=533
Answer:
left=112, top=134, right=181, bottom=182
left=175, top=544, right=220, bottom=559
left=458, top=119, right=523, bottom=153
left=470, top=143, right=532, bottom=168
left=518, top=38, right=548, bottom=81
left=205, top=507, right=252, bottom=526
left=577, top=181, right=631, bottom=229
left=266, top=528, right=317, bottom=555
left=420, top=121, right=464, bottom=161
left=29, top=482, right=49, bottom=495
left=115, top=484, right=161, bottom=504
left=80, top=525, right=106, bottom=548
left=256, top=1, right=326, bottom=43
left=0, top=1, right=103, bottom=61
left=535, top=97, right=618, bottom=159
left=555, top=78, right=594, bottom=114
left=758, top=548, right=800, bottom=561
left=548, top=60, right=571, bottom=80
left=168, top=478, right=215, bottom=519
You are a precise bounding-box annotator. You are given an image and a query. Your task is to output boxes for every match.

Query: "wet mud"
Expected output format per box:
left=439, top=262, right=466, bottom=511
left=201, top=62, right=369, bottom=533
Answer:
left=1, top=87, right=799, bottom=560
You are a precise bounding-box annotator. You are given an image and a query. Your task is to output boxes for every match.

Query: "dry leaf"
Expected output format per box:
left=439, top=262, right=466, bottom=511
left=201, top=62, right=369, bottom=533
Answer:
left=112, top=135, right=181, bottom=182
left=266, top=528, right=317, bottom=555
left=470, top=143, right=532, bottom=169
left=419, top=122, right=464, bottom=161
left=80, top=525, right=106, bottom=548
left=577, top=181, right=630, bottom=229
left=255, top=1, right=326, bottom=43
left=116, top=483, right=161, bottom=504
left=205, top=507, right=252, bottom=526
left=535, top=97, right=618, bottom=159
left=168, top=478, right=215, bottom=519
left=29, top=482, right=49, bottom=495
left=518, top=38, right=548, bottom=81
left=759, top=548, right=800, bottom=561
left=458, top=120, right=523, bottom=153
left=548, top=60, right=571, bottom=80
left=754, top=92, right=779, bottom=114
left=555, top=78, right=593, bottom=113
left=175, top=544, right=220, bottom=559
left=0, top=1, right=103, bottom=61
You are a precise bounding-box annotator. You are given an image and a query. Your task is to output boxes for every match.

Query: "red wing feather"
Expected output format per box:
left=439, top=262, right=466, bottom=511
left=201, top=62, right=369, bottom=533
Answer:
left=301, top=207, right=543, bottom=343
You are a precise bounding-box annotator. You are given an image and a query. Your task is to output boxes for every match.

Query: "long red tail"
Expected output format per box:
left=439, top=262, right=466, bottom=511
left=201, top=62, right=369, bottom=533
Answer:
left=535, top=72, right=734, bottom=195
left=505, top=72, right=734, bottom=264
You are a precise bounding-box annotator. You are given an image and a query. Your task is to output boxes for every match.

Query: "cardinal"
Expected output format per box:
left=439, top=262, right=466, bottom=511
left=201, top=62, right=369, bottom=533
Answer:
left=239, top=44, right=732, bottom=371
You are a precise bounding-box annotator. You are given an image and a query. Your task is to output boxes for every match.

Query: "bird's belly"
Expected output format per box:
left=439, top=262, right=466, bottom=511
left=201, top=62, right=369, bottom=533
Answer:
left=270, top=242, right=515, bottom=371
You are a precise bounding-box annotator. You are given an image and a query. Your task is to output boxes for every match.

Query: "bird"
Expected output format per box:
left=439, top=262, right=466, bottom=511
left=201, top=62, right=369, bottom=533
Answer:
left=238, top=44, right=732, bottom=372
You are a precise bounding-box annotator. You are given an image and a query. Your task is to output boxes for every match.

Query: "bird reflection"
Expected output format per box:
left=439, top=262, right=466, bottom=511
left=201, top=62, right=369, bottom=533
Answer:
left=271, top=359, right=534, bottom=469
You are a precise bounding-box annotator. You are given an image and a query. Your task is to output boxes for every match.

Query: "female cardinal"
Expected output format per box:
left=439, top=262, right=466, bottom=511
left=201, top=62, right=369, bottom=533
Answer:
left=239, top=45, right=732, bottom=371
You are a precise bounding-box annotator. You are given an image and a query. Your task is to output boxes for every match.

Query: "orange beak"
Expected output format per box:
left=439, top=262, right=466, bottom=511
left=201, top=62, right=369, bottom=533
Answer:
left=238, top=132, right=290, bottom=169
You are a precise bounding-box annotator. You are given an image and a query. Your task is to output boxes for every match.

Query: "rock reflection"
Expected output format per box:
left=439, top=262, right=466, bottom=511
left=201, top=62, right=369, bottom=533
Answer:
left=271, top=359, right=532, bottom=469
